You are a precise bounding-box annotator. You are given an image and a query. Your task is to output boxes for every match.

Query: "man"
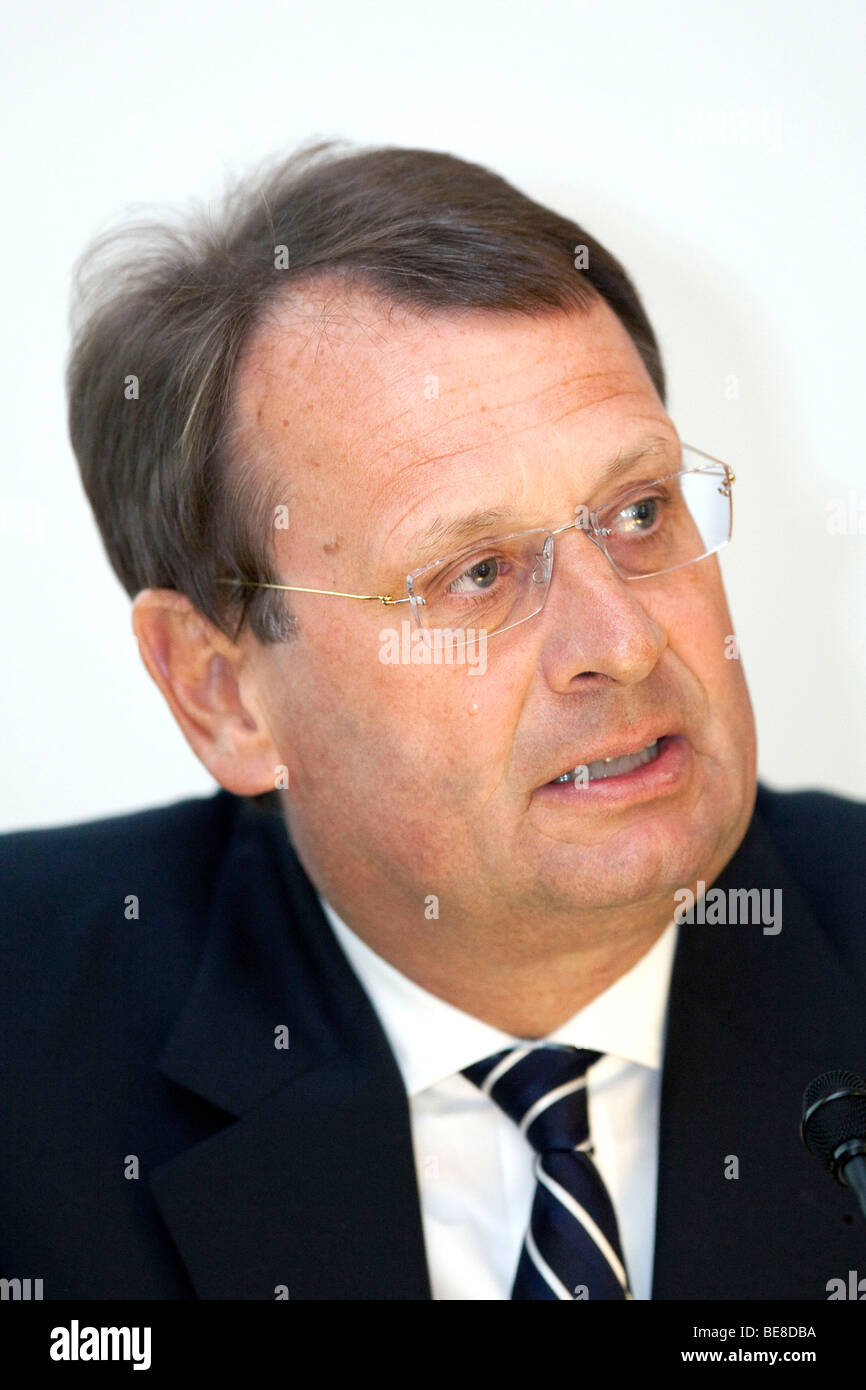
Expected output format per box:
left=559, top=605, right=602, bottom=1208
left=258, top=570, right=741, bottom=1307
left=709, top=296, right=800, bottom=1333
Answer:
left=1, top=141, right=864, bottom=1301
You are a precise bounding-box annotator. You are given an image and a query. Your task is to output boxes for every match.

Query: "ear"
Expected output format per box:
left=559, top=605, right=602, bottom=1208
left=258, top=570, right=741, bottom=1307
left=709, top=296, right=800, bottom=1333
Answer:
left=131, top=588, right=285, bottom=795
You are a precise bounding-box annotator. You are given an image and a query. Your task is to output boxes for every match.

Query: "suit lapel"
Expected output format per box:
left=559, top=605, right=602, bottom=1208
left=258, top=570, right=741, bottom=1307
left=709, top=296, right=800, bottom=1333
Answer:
left=652, top=800, right=866, bottom=1298
left=151, top=791, right=864, bottom=1300
left=149, top=796, right=432, bottom=1299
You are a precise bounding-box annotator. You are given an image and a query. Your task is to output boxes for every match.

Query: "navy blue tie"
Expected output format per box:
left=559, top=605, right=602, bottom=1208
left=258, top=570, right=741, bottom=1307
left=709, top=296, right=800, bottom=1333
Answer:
left=462, top=1044, right=632, bottom=1300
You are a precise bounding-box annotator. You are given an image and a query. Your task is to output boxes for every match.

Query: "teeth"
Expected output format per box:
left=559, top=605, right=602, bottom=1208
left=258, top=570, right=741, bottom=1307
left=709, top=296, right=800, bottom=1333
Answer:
left=553, top=740, right=660, bottom=784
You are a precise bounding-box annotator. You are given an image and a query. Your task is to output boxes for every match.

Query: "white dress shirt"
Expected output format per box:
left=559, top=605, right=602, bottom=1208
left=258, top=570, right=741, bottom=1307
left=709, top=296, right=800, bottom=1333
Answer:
left=319, top=897, right=678, bottom=1300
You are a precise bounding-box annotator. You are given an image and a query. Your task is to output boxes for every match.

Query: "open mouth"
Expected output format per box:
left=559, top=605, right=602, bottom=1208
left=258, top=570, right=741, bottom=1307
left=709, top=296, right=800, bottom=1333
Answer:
left=548, top=738, right=663, bottom=785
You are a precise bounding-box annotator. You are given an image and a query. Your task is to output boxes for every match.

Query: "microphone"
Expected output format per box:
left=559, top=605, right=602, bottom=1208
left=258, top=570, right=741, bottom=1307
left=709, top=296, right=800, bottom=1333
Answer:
left=801, top=1070, right=866, bottom=1221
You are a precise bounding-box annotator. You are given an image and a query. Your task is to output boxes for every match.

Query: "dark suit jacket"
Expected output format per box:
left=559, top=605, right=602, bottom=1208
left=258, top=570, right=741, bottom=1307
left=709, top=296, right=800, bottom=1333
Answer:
left=1, top=782, right=864, bottom=1299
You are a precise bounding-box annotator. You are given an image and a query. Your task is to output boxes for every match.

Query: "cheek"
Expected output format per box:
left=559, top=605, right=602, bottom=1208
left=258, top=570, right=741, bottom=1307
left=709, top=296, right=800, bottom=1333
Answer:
left=659, top=561, right=735, bottom=661
left=261, top=616, right=511, bottom=795
left=661, top=567, right=755, bottom=742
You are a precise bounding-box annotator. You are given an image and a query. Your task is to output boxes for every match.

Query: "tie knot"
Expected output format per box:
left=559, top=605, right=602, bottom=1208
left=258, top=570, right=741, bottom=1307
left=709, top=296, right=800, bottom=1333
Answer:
left=462, top=1044, right=601, bottom=1153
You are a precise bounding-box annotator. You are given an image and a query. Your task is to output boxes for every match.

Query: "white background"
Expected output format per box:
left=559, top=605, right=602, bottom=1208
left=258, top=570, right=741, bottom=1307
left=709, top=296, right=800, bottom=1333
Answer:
left=1, top=0, right=864, bottom=830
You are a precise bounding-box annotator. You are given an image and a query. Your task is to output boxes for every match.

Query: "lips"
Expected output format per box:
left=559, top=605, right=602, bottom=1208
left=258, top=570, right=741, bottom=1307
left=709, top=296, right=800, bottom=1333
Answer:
left=551, top=740, right=660, bottom=784
left=532, top=732, right=690, bottom=807
left=542, top=732, right=669, bottom=787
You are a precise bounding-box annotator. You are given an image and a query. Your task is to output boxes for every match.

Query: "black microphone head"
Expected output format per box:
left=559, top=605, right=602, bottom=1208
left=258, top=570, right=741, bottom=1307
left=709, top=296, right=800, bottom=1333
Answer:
left=801, top=1070, right=866, bottom=1172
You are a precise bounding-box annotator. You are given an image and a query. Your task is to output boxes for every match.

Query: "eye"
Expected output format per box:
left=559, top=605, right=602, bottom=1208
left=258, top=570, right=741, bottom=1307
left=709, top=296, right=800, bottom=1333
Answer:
left=447, top=556, right=504, bottom=593
left=615, top=496, right=661, bottom=534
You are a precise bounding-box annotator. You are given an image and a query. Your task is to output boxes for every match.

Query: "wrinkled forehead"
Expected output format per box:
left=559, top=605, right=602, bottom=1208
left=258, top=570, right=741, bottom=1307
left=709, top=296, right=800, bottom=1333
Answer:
left=231, top=280, right=665, bottom=547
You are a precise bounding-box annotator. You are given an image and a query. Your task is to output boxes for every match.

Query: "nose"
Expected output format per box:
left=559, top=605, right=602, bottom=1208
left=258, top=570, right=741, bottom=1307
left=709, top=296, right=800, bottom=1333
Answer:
left=538, top=526, right=668, bottom=692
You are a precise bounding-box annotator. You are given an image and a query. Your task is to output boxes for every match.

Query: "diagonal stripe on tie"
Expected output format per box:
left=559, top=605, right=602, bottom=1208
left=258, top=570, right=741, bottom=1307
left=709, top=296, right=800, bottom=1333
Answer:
left=462, top=1044, right=632, bottom=1300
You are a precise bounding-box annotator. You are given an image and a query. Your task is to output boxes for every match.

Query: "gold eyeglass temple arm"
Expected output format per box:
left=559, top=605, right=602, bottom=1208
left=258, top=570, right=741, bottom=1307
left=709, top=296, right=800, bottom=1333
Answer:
left=215, top=578, right=408, bottom=605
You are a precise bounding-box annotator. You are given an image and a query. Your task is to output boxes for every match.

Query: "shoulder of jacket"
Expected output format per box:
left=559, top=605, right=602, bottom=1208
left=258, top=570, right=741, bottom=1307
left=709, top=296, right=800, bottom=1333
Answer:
left=755, top=779, right=866, bottom=966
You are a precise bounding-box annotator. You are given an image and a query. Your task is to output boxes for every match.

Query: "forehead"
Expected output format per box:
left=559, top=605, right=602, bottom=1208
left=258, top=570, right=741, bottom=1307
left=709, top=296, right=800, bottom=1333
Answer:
left=233, top=281, right=666, bottom=548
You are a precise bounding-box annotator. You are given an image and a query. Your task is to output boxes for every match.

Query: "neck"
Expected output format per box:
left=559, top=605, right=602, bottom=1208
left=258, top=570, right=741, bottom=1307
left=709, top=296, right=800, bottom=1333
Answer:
left=311, top=877, right=671, bottom=1038
left=396, top=923, right=671, bottom=1037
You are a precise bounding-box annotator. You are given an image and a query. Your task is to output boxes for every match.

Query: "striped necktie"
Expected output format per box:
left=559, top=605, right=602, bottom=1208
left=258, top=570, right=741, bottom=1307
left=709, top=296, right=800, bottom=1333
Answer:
left=462, top=1044, right=632, bottom=1300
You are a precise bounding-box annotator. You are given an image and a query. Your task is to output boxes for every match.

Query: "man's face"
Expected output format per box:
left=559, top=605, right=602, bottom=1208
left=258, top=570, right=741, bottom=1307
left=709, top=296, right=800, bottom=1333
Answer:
left=236, top=288, right=757, bottom=933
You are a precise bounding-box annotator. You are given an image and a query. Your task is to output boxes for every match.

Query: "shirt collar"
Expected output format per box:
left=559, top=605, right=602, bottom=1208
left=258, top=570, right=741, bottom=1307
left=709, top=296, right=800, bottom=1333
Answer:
left=320, top=897, right=679, bottom=1098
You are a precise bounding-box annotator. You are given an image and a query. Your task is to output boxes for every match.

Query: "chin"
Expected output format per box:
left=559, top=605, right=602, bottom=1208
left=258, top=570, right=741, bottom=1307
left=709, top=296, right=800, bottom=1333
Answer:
left=531, top=791, right=750, bottom=914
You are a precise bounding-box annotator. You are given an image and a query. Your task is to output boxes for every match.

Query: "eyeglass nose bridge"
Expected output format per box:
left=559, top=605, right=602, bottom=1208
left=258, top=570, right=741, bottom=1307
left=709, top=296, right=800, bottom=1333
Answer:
left=525, top=514, right=614, bottom=617
left=548, top=509, right=615, bottom=565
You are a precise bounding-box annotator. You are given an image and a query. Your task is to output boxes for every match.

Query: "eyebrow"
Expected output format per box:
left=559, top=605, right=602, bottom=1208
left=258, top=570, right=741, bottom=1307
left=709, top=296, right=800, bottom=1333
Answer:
left=404, top=436, right=676, bottom=569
